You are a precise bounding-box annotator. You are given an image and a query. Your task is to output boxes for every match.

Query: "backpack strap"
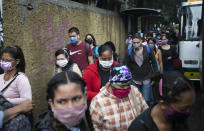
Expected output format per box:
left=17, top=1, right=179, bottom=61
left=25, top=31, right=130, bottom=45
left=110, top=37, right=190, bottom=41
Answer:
left=145, top=45, right=152, bottom=63
left=69, top=63, right=75, bottom=71
left=129, top=46, right=150, bottom=57
left=146, top=45, right=151, bottom=54
left=128, top=47, right=132, bottom=56
left=95, top=46, right=99, bottom=57
left=1, top=74, right=19, bottom=93
left=85, top=43, right=90, bottom=56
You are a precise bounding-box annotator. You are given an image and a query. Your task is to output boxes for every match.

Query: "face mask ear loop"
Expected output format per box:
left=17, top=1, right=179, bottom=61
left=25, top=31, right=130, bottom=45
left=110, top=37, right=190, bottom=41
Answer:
left=159, top=78, right=163, bottom=96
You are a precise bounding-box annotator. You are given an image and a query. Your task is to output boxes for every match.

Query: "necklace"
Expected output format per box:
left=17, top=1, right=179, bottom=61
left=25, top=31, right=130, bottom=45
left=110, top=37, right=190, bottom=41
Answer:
left=3, top=73, right=14, bottom=84
left=3, top=77, right=9, bottom=84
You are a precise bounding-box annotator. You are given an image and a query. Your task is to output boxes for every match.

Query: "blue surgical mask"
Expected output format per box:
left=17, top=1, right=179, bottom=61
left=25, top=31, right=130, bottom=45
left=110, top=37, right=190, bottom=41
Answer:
left=69, top=37, right=78, bottom=45
left=133, top=43, right=140, bottom=50
left=153, top=34, right=156, bottom=38
left=138, top=30, right=142, bottom=33
left=149, top=44, right=155, bottom=49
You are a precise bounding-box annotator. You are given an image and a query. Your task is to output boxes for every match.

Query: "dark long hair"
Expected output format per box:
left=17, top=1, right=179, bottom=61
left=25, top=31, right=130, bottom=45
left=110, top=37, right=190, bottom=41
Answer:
left=98, top=44, right=113, bottom=56
left=104, top=41, right=116, bottom=52
left=2, top=45, right=26, bottom=73
left=85, top=34, right=96, bottom=46
left=151, top=71, right=194, bottom=103
left=147, top=38, right=157, bottom=53
left=47, top=71, right=86, bottom=102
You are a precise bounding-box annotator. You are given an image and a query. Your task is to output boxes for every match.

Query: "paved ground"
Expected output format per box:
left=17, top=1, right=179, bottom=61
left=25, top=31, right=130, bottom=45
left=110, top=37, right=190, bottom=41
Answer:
left=188, top=81, right=204, bottom=131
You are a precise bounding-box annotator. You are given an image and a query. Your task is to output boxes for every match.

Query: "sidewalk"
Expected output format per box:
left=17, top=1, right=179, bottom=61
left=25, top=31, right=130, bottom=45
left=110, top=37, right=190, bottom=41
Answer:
left=188, top=83, right=204, bottom=131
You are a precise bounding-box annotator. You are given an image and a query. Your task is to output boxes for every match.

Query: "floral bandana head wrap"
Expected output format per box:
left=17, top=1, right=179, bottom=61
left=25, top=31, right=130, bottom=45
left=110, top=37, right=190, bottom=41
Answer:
left=109, top=65, right=132, bottom=85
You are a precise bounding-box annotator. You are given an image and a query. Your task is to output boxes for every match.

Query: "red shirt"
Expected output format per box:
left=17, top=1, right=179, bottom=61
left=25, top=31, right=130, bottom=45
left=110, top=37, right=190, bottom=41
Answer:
left=67, top=42, right=92, bottom=72
left=83, top=60, right=119, bottom=100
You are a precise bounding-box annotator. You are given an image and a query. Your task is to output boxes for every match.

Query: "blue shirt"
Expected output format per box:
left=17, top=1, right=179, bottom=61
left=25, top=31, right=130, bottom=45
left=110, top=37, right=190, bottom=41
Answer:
left=126, top=38, right=132, bottom=50
left=66, top=125, right=80, bottom=131
left=0, top=92, right=3, bottom=128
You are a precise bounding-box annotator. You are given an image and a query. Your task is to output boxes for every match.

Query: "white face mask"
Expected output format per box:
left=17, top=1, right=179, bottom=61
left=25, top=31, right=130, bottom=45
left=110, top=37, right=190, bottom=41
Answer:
left=56, top=59, right=68, bottom=68
left=99, top=58, right=113, bottom=69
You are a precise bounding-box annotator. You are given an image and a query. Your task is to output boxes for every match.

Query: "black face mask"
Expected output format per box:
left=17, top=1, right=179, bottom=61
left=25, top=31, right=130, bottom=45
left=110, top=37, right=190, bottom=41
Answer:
left=163, top=103, right=192, bottom=122
left=86, top=39, right=93, bottom=44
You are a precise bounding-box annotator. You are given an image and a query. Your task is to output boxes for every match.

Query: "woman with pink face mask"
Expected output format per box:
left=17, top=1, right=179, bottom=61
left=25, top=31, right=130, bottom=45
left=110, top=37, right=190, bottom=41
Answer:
left=89, top=65, right=148, bottom=130
left=0, top=45, right=32, bottom=105
left=128, top=71, right=195, bottom=131
left=35, top=71, right=90, bottom=131
left=159, top=35, right=178, bottom=72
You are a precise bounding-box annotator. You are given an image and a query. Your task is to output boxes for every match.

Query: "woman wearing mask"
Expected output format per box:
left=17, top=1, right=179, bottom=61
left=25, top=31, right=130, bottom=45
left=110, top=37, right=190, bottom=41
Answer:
left=128, top=71, right=195, bottom=131
left=104, top=41, right=121, bottom=63
left=90, top=65, right=148, bottom=130
left=0, top=45, right=32, bottom=105
left=54, top=48, right=82, bottom=77
left=83, top=44, right=119, bottom=101
left=147, top=38, right=163, bottom=73
left=35, top=71, right=90, bottom=131
left=159, top=35, right=177, bottom=72
left=85, top=34, right=99, bottom=62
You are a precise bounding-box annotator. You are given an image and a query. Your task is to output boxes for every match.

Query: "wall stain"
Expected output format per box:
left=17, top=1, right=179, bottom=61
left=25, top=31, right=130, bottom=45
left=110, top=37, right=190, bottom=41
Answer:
left=32, top=15, right=72, bottom=77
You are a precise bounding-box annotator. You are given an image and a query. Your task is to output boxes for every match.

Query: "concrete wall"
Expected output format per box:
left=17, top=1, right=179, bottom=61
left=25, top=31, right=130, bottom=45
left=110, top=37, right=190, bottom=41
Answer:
left=3, top=0, right=126, bottom=117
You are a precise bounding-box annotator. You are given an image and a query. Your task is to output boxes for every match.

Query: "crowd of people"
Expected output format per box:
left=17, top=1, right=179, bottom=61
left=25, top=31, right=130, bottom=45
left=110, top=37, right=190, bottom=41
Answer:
left=0, top=27, right=195, bottom=131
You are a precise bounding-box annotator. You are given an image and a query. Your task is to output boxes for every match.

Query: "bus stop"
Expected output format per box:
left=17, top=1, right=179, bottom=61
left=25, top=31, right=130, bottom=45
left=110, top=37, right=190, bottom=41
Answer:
left=121, top=8, right=164, bottom=33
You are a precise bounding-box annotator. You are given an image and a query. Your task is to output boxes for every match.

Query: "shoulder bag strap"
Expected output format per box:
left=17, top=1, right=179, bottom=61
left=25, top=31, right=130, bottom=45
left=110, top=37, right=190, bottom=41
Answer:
left=1, top=74, right=19, bottom=93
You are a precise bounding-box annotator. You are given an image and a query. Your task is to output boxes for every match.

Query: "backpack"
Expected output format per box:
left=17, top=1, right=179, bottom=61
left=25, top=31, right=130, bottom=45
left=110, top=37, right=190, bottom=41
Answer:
left=128, top=46, right=160, bottom=71
left=0, top=94, right=32, bottom=131
left=92, top=46, right=99, bottom=62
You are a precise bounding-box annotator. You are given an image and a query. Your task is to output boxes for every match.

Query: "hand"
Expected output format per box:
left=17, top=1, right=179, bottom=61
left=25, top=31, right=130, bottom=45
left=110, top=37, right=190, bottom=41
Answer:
left=3, top=100, right=34, bottom=122
left=18, top=99, right=34, bottom=113
left=105, top=82, right=110, bottom=88
left=167, top=56, right=172, bottom=60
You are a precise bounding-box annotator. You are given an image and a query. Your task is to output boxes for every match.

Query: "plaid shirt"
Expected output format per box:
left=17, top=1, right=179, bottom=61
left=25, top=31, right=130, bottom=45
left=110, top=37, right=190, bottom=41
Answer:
left=90, top=85, right=148, bottom=131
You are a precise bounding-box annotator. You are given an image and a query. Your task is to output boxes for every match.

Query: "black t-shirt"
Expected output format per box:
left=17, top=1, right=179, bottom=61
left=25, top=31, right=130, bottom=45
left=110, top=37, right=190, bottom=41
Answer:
left=159, top=45, right=177, bottom=67
left=97, top=63, right=110, bottom=88
left=128, top=104, right=190, bottom=131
